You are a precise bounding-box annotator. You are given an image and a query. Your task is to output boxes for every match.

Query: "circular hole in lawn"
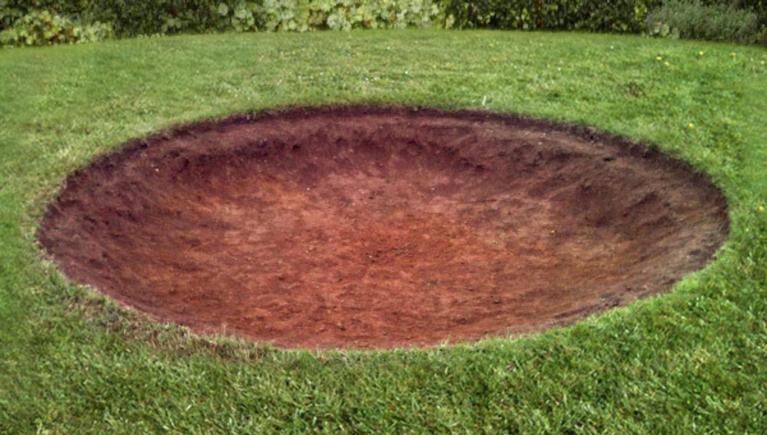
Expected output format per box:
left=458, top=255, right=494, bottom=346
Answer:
left=39, top=106, right=728, bottom=349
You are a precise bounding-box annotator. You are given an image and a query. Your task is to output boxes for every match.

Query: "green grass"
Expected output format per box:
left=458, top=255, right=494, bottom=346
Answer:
left=1, top=29, right=766, bottom=433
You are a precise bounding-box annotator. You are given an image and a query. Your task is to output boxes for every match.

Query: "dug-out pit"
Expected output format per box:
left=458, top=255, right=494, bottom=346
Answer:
left=39, top=106, right=728, bottom=349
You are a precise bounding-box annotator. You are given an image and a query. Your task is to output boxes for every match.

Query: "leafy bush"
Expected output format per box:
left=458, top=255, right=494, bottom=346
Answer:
left=736, top=0, right=766, bottom=28
left=758, top=26, right=767, bottom=44
left=1, top=0, right=764, bottom=46
left=443, top=0, right=664, bottom=33
left=442, top=0, right=767, bottom=39
left=257, top=0, right=440, bottom=32
left=0, top=9, right=111, bottom=46
left=646, top=0, right=760, bottom=43
left=0, top=0, right=442, bottom=40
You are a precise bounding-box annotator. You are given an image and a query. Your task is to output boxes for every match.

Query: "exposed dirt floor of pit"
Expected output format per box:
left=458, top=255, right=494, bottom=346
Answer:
left=38, top=106, right=729, bottom=349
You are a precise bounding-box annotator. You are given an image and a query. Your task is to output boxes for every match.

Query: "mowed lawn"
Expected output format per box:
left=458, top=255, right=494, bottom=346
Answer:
left=1, top=29, right=766, bottom=432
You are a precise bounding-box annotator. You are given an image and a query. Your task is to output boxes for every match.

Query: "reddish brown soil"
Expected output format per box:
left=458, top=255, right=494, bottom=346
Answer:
left=38, top=106, right=728, bottom=349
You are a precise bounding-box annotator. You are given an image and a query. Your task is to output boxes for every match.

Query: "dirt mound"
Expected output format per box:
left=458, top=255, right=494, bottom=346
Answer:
left=39, top=106, right=728, bottom=349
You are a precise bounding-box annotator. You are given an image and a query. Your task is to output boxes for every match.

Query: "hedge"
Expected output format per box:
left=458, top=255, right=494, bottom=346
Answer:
left=443, top=0, right=766, bottom=33
left=0, top=0, right=442, bottom=38
left=443, top=0, right=662, bottom=32
left=647, top=0, right=763, bottom=43
left=1, top=0, right=765, bottom=46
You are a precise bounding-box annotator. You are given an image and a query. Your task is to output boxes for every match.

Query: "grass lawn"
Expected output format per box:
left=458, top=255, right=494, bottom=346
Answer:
left=1, top=29, right=766, bottom=433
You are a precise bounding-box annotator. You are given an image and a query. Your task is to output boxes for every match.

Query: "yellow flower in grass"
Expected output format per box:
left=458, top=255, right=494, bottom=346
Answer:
left=687, top=122, right=695, bottom=129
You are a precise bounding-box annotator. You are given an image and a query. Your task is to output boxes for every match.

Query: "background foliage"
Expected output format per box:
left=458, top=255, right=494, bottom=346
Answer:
left=647, top=0, right=761, bottom=43
left=0, top=9, right=111, bottom=46
left=443, top=0, right=766, bottom=43
left=443, top=0, right=662, bottom=33
left=1, top=0, right=766, bottom=46
left=0, top=0, right=441, bottom=44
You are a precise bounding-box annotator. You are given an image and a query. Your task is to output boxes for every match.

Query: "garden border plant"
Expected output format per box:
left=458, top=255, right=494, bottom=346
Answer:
left=2, top=0, right=766, bottom=46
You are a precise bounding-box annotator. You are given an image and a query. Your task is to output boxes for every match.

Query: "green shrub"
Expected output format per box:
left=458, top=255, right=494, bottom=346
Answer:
left=258, top=0, right=440, bottom=32
left=758, top=26, right=767, bottom=44
left=736, top=0, right=766, bottom=28
left=442, top=0, right=767, bottom=38
left=647, top=0, right=760, bottom=43
left=443, top=0, right=664, bottom=33
left=0, top=9, right=112, bottom=46
left=0, top=0, right=442, bottom=40
left=1, top=0, right=764, bottom=46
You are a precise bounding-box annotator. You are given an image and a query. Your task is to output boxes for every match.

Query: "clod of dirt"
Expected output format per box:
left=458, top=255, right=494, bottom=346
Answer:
left=38, top=106, right=728, bottom=349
